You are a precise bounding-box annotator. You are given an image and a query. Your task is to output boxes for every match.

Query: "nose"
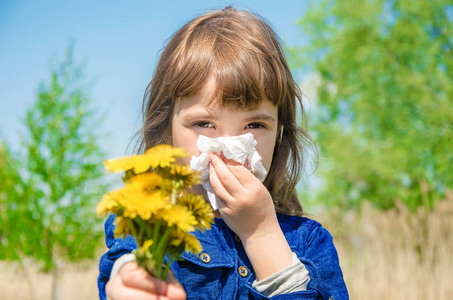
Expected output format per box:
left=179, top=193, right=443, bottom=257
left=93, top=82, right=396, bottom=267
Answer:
left=215, top=125, right=243, bottom=138
left=215, top=130, right=242, bottom=139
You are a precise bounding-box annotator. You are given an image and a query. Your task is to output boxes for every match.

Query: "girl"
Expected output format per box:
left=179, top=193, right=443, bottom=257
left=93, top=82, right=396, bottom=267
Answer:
left=98, top=6, right=348, bottom=300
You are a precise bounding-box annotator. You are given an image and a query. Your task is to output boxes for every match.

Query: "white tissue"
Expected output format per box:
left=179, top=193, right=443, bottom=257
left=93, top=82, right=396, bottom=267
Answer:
left=189, top=133, right=267, bottom=210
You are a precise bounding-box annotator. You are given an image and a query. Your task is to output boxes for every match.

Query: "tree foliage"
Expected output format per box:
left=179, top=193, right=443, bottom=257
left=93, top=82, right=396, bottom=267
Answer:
left=1, top=47, right=109, bottom=278
left=22, top=47, right=109, bottom=271
left=295, top=0, right=453, bottom=210
left=0, top=142, right=29, bottom=260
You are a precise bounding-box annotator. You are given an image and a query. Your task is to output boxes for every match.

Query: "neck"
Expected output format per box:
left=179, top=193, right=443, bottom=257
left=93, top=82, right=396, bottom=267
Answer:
left=214, top=210, right=222, bottom=218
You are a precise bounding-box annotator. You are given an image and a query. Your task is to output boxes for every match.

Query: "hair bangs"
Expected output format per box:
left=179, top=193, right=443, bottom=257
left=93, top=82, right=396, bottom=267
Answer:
left=164, top=28, right=215, bottom=100
left=164, top=9, right=288, bottom=110
left=211, top=40, right=286, bottom=110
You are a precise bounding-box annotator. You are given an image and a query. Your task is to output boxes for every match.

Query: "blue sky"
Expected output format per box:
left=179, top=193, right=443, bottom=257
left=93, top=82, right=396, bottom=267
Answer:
left=0, top=0, right=309, bottom=159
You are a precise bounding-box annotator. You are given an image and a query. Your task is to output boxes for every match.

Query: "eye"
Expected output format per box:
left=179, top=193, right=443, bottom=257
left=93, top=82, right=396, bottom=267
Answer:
left=194, top=121, right=214, bottom=128
left=245, top=122, right=266, bottom=129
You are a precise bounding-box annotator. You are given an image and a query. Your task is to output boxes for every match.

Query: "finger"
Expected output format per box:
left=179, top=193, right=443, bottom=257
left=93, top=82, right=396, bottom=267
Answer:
left=107, top=274, right=174, bottom=300
left=222, top=157, right=260, bottom=190
left=166, top=284, right=187, bottom=300
left=164, top=268, right=180, bottom=286
left=210, top=153, right=258, bottom=192
left=120, top=263, right=167, bottom=294
left=165, top=270, right=187, bottom=300
left=209, top=153, right=243, bottom=194
left=109, top=287, right=173, bottom=300
left=209, top=163, right=234, bottom=204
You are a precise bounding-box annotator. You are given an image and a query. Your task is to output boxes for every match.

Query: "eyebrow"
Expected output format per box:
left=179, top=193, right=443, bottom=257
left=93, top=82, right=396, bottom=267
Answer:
left=181, top=112, right=213, bottom=121
left=183, top=112, right=276, bottom=122
left=245, top=113, right=277, bottom=122
left=180, top=107, right=278, bottom=126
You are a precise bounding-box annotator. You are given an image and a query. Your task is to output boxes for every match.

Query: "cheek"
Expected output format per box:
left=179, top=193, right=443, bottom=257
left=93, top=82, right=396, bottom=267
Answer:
left=172, top=133, right=200, bottom=165
left=261, top=152, right=273, bottom=172
left=256, top=141, right=275, bottom=172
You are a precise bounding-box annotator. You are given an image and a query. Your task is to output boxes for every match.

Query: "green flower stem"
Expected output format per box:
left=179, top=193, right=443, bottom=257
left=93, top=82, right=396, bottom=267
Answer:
left=155, top=226, right=171, bottom=258
left=155, top=226, right=172, bottom=278
left=135, top=217, right=152, bottom=239
left=137, top=223, right=145, bottom=245
left=162, top=256, right=175, bottom=280
left=161, top=176, right=167, bottom=193
left=125, top=217, right=138, bottom=239
left=152, top=220, right=161, bottom=250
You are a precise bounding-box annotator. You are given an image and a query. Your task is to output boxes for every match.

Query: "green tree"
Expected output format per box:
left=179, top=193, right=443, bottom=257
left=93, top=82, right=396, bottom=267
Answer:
left=0, top=141, right=39, bottom=299
left=294, top=0, right=453, bottom=211
left=12, top=47, right=108, bottom=300
left=0, top=142, right=24, bottom=260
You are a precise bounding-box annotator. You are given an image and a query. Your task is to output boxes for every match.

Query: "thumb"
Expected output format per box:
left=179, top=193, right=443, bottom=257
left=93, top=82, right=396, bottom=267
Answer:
left=164, top=269, right=187, bottom=300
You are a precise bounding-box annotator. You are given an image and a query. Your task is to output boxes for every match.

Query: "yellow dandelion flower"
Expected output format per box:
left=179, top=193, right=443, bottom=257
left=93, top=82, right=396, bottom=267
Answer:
left=104, top=145, right=188, bottom=174
left=160, top=205, right=197, bottom=232
left=183, top=233, right=203, bottom=254
left=97, top=144, right=210, bottom=280
left=169, top=164, right=201, bottom=189
left=113, top=216, right=131, bottom=238
left=169, top=228, right=184, bottom=246
left=119, top=189, right=171, bottom=220
left=177, top=194, right=214, bottom=231
left=143, top=145, right=188, bottom=169
left=97, top=193, right=121, bottom=217
left=104, top=154, right=143, bottom=173
left=138, top=239, right=154, bottom=253
left=98, top=187, right=129, bottom=214
left=170, top=229, right=202, bottom=254
left=126, top=172, right=170, bottom=192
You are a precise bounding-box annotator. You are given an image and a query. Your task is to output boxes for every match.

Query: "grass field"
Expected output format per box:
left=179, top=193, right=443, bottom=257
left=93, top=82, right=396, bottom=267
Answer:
left=317, top=191, right=453, bottom=299
left=1, top=193, right=452, bottom=299
left=0, top=261, right=99, bottom=300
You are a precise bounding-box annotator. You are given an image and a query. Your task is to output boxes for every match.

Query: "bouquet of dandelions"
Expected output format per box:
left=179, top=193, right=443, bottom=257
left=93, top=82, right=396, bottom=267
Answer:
left=97, top=145, right=214, bottom=280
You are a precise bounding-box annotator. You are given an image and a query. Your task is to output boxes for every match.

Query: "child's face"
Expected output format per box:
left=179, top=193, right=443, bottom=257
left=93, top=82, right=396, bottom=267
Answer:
left=171, top=77, right=278, bottom=173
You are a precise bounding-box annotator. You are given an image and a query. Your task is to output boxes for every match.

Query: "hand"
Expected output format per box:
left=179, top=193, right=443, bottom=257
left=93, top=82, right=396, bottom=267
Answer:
left=208, top=152, right=280, bottom=241
left=106, top=262, right=187, bottom=300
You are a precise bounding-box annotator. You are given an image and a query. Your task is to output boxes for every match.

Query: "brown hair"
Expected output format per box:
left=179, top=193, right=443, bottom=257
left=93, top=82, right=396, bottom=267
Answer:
left=137, top=6, right=316, bottom=216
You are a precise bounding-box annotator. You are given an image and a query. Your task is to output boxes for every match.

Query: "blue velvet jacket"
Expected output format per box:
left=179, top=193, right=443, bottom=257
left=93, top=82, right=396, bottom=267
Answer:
left=98, top=214, right=348, bottom=300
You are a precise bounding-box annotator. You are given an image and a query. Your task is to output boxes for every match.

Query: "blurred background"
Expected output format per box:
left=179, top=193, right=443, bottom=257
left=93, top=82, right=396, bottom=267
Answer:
left=1, top=1, right=452, bottom=299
